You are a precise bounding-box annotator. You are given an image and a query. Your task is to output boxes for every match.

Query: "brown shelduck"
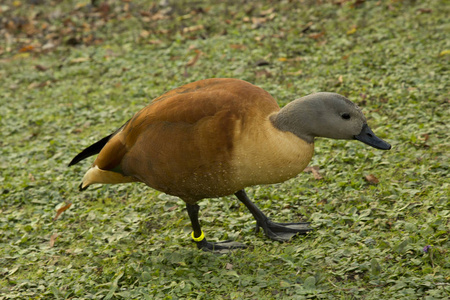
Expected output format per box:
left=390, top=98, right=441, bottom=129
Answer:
left=69, top=78, right=391, bottom=251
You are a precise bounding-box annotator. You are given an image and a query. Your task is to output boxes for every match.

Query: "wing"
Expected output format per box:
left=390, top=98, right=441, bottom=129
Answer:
left=94, top=78, right=279, bottom=172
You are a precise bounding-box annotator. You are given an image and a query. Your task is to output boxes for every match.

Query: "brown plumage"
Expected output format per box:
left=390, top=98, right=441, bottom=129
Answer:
left=70, top=78, right=390, bottom=251
left=78, top=79, right=313, bottom=202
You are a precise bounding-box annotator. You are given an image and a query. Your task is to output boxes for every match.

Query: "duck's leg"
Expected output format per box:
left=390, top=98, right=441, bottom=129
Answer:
left=186, top=203, right=247, bottom=251
left=234, top=189, right=312, bottom=242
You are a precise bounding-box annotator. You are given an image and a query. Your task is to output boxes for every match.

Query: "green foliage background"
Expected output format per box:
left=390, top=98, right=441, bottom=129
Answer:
left=1, top=0, right=448, bottom=299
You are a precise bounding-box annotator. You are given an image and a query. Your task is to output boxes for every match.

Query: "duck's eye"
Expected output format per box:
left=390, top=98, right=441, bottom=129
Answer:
left=341, top=113, right=351, bottom=120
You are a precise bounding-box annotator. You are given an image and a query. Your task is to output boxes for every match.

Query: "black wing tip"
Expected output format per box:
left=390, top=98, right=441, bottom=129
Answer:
left=68, top=119, right=130, bottom=167
left=68, top=157, right=80, bottom=167
left=79, top=183, right=87, bottom=191
left=68, top=133, right=114, bottom=167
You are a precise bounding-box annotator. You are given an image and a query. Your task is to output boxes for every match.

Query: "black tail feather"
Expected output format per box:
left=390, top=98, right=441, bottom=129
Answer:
left=69, top=119, right=130, bottom=167
left=68, top=133, right=113, bottom=166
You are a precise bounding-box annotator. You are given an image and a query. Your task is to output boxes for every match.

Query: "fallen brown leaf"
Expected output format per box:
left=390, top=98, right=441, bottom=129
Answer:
left=255, top=69, right=272, bottom=78
left=287, top=70, right=303, bottom=76
left=168, top=205, right=179, bottom=212
left=316, top=199, right=328, bottom=206
left=22, top=21, right=37, bottom=36
left=252, top=17, right=267, bottom=25
left=70, top=57, right=89, bottom=63
left=364, top=174, right=379, bottom=184
left=19, top=45, right=34, bottom=52
left=308, top=32, right=325, bottom=39
left=186, top=50, right=201, bottom=67
left=230, top=44, right=247, bottom=50
left=260, top=8, right=275, bottom=16
left=148, top=39, right=163, bottom=45
left=417, top=8, right=432, bottom=14
left=98, top=2, right=110, bottom=17
left=49, top=233, right=58, bottom=247
left=28, top=80, right=50, bottom=89
left=347, top=26, right=357, bottom=35
left=28, top=173, right=35, bottom=181
left=225, top=263, right=233, bottom=270
left=35, top=64, right=48, bottom=71
left=53, top=202, right=72, bottom=221
left=301, top=22, right=314, bottom=33
left=304, top=166, right=323, bottom=180
left=420, top=134, right=430, bottom=142
left=140, top=30, right=150, bottom=38
left=182, top=25, right=204, bottom=34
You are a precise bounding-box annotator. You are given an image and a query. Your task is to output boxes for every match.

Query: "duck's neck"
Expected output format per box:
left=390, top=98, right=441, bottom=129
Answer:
left=270, top=98, right=317, bottom=144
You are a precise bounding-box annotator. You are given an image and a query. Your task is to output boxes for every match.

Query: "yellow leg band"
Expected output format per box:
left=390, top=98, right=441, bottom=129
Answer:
left=191, top=230, right=205, bottom=242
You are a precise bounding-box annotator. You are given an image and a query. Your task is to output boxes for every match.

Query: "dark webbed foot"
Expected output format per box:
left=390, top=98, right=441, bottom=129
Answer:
left=255, top=219, right=312, bottom=242
left=235, top=189, right=312, bottom=242
left=195, top=239, right=247, bottom=252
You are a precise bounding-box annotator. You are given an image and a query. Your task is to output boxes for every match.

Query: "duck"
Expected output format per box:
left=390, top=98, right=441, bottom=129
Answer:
left=69, top=78, right=391, bottom=251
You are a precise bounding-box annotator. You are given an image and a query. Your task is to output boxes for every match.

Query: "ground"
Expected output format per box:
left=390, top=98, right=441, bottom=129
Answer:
left=0, top=0, right=449, bottom=299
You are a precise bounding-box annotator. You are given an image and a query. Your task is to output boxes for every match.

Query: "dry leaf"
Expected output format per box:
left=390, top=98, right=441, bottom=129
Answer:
left=304, top=166, right=323, bottom=180
left=252, top=17, right=267, bottom=25
left=182, top=25, right=204, bottom=33
left=23, top=22, right=37, bottom=35
left=301, top=22, right=314, bottom=33
left=98, top=2, right=110, bottom=17
left=140, top=30, right=150, bottom=38
left=254, top=35, right=265, bottom=42
left=42, top=42, right=55, bottom=50
left=28, top=173, right=35, bottom=181
left=28, top=81, right=50, bottom=89
left=347, top=26, right=357, bottom=35
left=230, top=44, right=247, bottom=50
left=260, top=8, right=275, bottom=16
left=53, top=202, right=72, bottom=221
left=420, top=134, right=430, bottom=142
left=35, top=64, right=48, bottom=71
left=417, top=8, right=432, bottom=14
left=49, top=233, right=58, bottom=247
left=19, top=45, right=34, bottom=52
left=168, top=205, right=178, bottom=212
left=70, top=57, right=89, bottom=63
left=308, top=32, right=325, bottom=39
left=255, top=69, right=272, bottom=78
left=364, top=174, right=379, bottom=184
left=148, top=39, right=162, bottom=45
left=186, top=50, right=201, bottom=67
left=316, top=199, right=328, bottom=206
left=225, top=263, right=233, bottom=270
left=287, top=70, right=303, bottom=76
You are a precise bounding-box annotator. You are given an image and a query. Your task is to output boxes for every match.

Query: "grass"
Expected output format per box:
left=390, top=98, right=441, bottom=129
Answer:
left=1, top=0, right=449, bottom=299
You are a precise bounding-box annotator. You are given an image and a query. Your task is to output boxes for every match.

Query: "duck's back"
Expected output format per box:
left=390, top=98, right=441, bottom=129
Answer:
left=92, top=78, right=313, bottom=202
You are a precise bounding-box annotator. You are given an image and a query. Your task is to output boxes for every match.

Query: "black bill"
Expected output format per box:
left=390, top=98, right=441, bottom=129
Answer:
left=354, top=124, right=391, bottom=150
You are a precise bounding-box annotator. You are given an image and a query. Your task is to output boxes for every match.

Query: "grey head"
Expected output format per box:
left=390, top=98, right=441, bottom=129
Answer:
left=271, top=92, right=391, bottom=150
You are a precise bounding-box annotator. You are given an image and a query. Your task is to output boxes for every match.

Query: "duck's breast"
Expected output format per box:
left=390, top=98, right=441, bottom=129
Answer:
left=230, top=114, right=314, bottom=188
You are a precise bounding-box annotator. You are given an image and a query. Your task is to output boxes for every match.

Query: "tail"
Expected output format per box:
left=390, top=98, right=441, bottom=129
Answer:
left=68, top=120, right=130, bottom=167
left=68, top=133, right=113, bottom=167
left=69, top=120, right=135, bottom=191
